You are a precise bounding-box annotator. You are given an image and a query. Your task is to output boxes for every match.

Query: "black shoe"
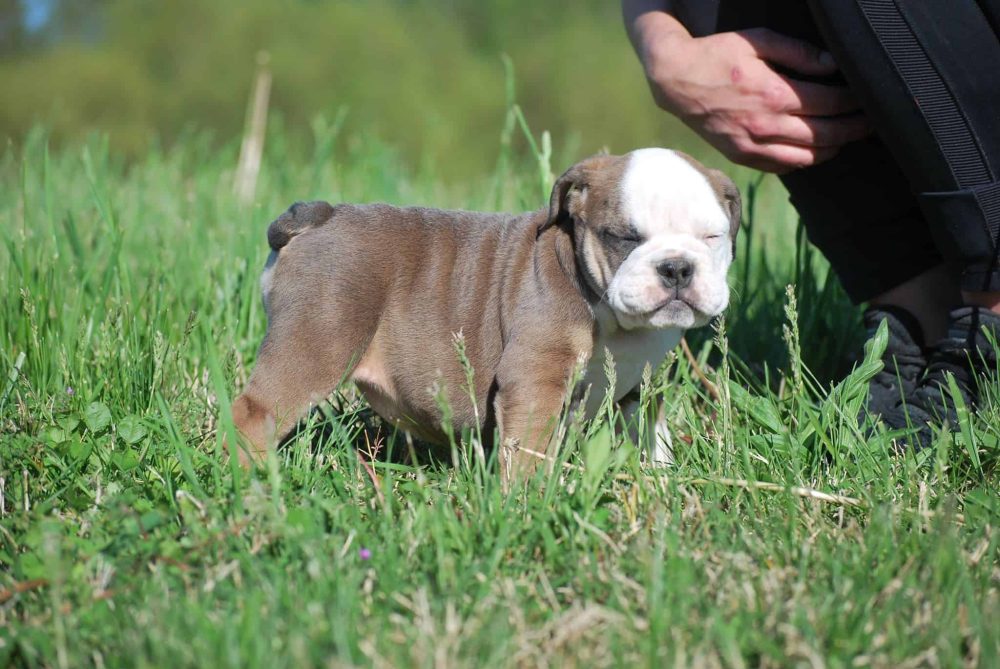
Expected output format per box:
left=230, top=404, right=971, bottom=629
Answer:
left=882, top=306, right=1000, bottom=449
left=862, top=306, right=927, bottom=419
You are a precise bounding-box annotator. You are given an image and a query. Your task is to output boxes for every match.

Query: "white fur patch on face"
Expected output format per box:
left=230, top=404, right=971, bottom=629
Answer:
left=606, top=149, right=733, bottom=329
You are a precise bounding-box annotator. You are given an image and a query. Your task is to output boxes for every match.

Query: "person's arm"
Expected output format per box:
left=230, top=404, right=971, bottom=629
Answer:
left=622, top=0, right=871, bottom=173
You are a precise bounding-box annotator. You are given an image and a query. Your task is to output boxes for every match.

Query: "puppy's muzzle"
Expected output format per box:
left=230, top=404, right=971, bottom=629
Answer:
left=657, top=258, right=694, bottom=290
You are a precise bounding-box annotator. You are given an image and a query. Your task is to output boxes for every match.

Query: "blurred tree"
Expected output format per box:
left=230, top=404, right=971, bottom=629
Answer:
left=407, top=0, right=618, bottom=54
left=0, top=0, right=701, bottom=178
left=2, top=0, right=104, bottom=48
left=40, top=0, right=104, bottom=42
left=0, top=0, right=31, bottom=54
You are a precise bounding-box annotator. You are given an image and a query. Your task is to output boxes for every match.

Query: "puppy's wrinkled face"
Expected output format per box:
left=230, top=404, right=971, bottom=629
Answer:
left=549, top=149, right=741, bottom=330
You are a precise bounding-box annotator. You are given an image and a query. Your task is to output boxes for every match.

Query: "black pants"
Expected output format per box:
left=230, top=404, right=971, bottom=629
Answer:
left=674, top=0, right=1000, bottom=303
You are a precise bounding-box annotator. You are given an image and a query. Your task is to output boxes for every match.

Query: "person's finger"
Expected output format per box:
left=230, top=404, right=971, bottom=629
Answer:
left=747, top=113, right=873, bottom=148
left=759, top=143, right=841, bottom=171
left=724, top=141, right=841, bottom=173
left=780, top=78, right=862, bottom=116
left=739, top=27, right=838, bottom=77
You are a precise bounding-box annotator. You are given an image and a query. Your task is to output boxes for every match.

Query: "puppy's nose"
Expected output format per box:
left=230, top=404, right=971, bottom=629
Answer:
left=657, top=258, right=694, bottom=289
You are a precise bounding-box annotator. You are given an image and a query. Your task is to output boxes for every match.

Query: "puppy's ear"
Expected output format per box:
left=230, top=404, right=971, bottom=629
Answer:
left=711, top=170, right=742, bottom=254
left=539, top=154, right=616, bottom=236
left=540, top=166, right=586, bottom=236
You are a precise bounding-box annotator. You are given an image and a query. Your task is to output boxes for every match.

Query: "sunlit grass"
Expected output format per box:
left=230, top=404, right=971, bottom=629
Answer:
left=1, top=118, right=998, bottom=668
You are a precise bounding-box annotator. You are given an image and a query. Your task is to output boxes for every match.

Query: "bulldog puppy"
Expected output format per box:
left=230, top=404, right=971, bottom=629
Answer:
left=232, top=148, right=740, bottom=483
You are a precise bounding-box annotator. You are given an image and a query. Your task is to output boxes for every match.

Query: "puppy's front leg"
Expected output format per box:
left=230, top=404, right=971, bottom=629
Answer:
left=618, top=391, right=673, bottom=466
left=492, top=327, right=591, bottom=488
left=493, top=379, right=569, bottom=489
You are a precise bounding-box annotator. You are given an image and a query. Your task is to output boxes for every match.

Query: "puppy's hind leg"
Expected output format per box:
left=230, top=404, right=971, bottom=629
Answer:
left=231, top=333, right=364, bottom=465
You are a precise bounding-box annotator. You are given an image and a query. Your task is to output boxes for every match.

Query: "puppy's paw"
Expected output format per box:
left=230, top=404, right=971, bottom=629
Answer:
left=649, top=418, right=674, bottom=467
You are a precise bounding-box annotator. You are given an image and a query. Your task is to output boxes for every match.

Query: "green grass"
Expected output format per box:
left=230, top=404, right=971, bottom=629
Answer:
left=1, top=119, right=998, bottom=668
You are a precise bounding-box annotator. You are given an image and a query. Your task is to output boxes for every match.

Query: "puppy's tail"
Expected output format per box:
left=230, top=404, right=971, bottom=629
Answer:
left=267, top=200, right=336, bottom=251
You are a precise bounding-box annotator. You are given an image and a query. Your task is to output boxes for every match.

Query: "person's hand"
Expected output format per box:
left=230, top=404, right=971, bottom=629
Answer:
left=625, top=8, right=872, bottom=173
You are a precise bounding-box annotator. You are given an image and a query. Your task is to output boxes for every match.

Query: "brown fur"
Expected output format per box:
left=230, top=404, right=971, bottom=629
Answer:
left=236, top=197, right=596, bottom=484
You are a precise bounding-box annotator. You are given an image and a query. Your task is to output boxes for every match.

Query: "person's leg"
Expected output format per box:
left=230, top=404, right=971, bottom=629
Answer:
left=779, top=135, right=959, bottom=343
left=980, top=0, right=1000, bottom=36
left=778, top=136, right=953, bottom=418
left=806, top=0, right=1000, bottom=312
left=680, top=1, right=960, bottom=423
left=716, top=0, right=961, bottom=338
left=964, top=290, right=1000, bottom=311
left=805, top=0, right=1000, bottom=444
left=868, top=265, right=959, bottom=344
left=711, top=0, right=954, bottom=416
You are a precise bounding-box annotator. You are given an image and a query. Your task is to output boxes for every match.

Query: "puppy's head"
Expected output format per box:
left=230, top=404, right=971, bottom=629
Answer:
left=544, top=149, right=740, bottom=330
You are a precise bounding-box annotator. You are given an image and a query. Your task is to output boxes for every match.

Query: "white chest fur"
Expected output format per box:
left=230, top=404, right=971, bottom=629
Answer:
left=581, top=306, right=682, bottom=418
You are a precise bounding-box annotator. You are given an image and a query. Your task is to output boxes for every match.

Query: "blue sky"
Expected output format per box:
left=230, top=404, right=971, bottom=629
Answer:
left=23, top=0, right=55, bottom=31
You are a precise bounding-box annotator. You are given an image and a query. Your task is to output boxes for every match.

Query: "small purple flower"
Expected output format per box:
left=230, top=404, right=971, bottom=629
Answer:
left=66, top=387, right=75, bottom=397
left=359, top=548, right=372, bottom=561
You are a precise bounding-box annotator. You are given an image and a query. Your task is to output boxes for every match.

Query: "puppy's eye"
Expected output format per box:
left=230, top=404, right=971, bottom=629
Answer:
left=602, top=229, right=643, bottom=244
left=703, top=233, right=724, bottom=242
